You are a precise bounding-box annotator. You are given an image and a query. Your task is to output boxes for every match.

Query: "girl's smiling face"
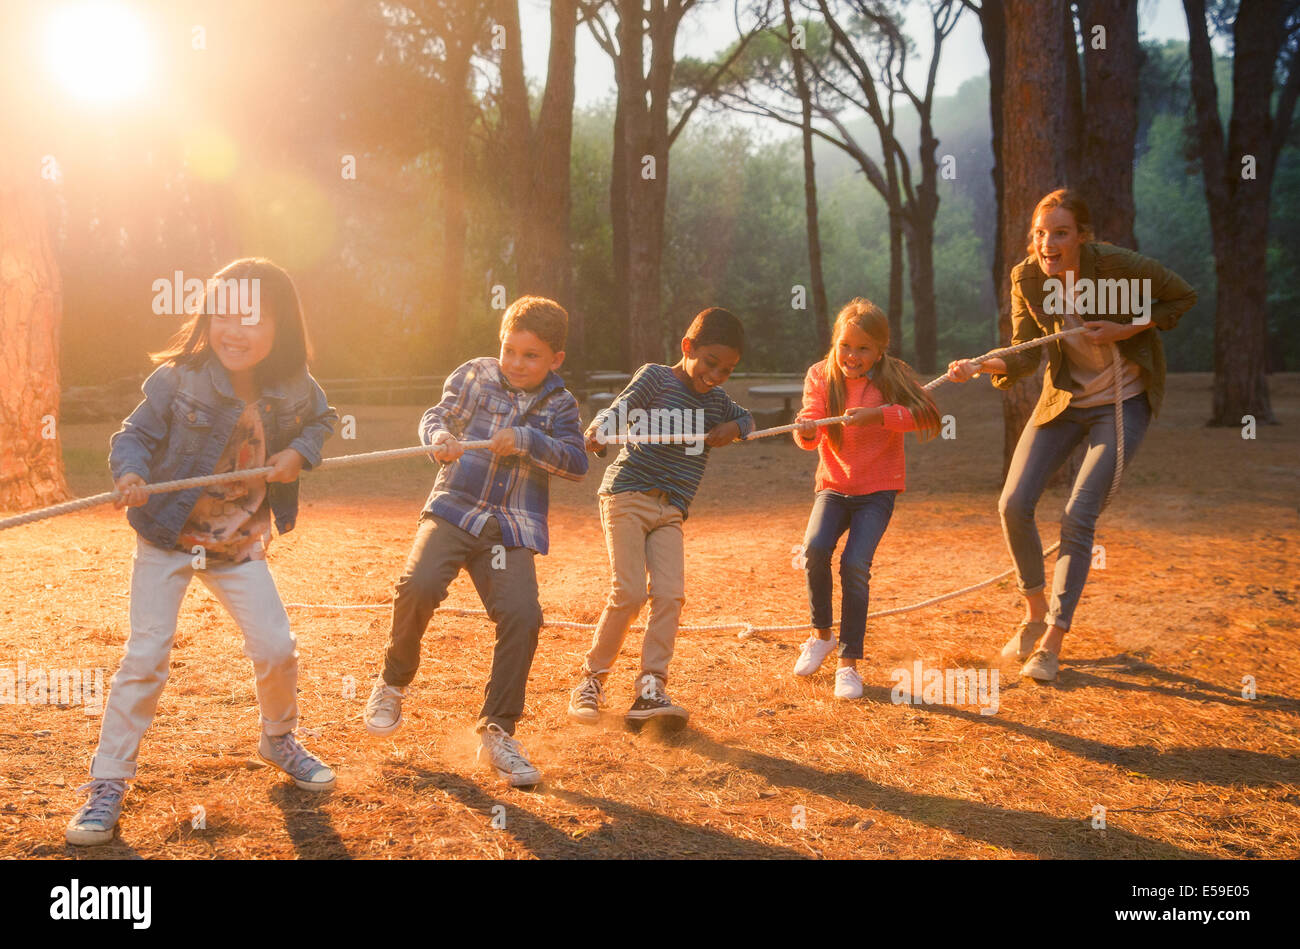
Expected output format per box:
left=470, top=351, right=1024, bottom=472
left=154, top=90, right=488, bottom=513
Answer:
left=209, top=307, right=275, bottom=376
left=835, top=321, right=883, bottom=378
left=680, top=340, right=741, bottom=394
left=1031, top=205, right=1084, bottom=276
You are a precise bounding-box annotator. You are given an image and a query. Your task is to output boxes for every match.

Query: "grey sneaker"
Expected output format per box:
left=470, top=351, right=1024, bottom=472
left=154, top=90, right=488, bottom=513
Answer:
left=1001, top=620, right=1047, bottom=661
left=568, top=673, right=606, bottom=723
left=1020, top=648, right=1060, bottom=683
left=66, top=778, right=126, bottom=846
left=364, top=681, right=405, bottom=736
left=258, top=732, right=336, bottom=791
left=477, top=723, right=541, bottom=788
left=626, top=674, right=689, bottom=728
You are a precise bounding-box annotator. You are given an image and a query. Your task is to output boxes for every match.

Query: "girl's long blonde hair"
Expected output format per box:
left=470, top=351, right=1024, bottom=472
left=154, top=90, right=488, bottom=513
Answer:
left=822, top=298, right=940, bottom=447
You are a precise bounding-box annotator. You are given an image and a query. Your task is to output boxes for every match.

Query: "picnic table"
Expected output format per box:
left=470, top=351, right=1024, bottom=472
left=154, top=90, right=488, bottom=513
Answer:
left=747, top=382, right=805, bottom=417
left=585, top=371, right=632, bottom=389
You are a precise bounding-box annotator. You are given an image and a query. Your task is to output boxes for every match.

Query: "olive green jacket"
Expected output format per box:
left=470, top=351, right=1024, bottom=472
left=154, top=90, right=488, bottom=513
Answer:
left=989, top=242, right=1198, bottom=425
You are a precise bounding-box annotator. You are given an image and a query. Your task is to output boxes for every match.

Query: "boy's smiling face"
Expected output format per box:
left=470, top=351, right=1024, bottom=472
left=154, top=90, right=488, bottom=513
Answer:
left=499, top=329, right=564, bottom=391
left=679, top=340, right=741, bottom=394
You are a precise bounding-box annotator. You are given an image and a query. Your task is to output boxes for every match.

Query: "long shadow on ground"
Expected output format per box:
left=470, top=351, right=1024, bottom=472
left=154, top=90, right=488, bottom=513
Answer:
left=268, top=784, right=351, bottom=859
left=406, top=767, right=809, bottom=859
left=674, top=731, right=1211, bottom=859
left=895, top=668, right=1300, bottom=788
left=1057, top=654, right=1300, bottom=716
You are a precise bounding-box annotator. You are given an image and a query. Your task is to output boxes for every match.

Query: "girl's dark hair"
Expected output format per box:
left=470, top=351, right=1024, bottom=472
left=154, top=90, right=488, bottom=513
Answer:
left=684, top=307, right=745, bottom=354
left=151, top=257, right=312, bottom=385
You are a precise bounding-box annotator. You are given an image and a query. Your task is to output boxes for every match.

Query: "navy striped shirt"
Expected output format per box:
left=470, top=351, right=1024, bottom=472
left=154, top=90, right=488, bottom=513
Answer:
left=593, top=364, right=754, bottom=517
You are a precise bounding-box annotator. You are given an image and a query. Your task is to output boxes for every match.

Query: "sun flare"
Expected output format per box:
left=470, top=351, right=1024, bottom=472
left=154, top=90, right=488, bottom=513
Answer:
left=44, top=1, right=151, bottom=103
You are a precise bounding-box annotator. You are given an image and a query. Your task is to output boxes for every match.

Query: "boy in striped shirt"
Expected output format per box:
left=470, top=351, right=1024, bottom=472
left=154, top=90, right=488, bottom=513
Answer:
left=363, top=296, right=587, bottom=787
left=569, top=308, right=754, bottom=728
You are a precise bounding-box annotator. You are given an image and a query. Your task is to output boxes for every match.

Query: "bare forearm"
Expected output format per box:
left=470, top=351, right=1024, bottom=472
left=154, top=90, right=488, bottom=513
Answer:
left=979, top=357, right=1008, bottom=375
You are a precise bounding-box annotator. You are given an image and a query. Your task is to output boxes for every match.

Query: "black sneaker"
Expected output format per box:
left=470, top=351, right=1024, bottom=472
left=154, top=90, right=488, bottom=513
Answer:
left=568, top=673, right=606, bottom=723
left=625, top=674, right=689, bottom=729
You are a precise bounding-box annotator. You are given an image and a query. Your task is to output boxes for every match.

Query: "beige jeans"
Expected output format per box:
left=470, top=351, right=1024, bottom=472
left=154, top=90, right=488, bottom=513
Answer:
left=91, top=538, right=299, bottom=779
left=583, top=490, right=685, bottom=685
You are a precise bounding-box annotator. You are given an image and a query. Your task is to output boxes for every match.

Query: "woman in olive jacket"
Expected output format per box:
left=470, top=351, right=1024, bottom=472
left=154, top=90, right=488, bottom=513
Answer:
left=947, top=189, right=1197, bottom=682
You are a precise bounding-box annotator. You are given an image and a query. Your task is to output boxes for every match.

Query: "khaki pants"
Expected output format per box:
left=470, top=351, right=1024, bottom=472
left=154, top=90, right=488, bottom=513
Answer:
left=583, top=490, right=685, bottom=685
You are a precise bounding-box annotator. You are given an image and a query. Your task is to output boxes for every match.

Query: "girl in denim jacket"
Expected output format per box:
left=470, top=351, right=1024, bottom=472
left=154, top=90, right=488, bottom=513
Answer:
left=66, top=258, right=338, bottom=846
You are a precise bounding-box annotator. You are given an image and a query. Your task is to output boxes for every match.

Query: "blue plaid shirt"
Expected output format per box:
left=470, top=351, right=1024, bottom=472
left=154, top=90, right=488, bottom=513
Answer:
left=420, top=357, right=587, bottom=554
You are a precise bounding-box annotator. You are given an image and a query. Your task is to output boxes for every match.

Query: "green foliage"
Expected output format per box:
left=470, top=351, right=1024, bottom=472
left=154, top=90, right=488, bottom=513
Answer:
left=49, top=10, right=1300, bottom=390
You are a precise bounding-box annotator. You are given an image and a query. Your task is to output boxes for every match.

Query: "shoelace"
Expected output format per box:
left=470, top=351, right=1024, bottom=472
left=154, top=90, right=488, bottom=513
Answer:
left=488, top=730, right=531, bottom=772
left=74, top=780, right=124, bottom=821
left=575, top=676, right=603, bottom=705
left=267, top=734, right=317, bottom=777
left=800, top=636, right=829, bottom=658
left=369, top=685, right=401, bottom=714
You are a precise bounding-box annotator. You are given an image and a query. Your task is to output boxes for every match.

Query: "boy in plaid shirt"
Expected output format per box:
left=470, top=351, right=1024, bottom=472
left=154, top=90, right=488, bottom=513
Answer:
left=364, top=296, right=587, bottom=786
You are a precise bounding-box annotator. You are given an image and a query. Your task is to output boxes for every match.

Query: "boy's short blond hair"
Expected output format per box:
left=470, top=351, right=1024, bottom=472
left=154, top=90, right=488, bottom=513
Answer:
left=500, top=296, right=568, bottom=354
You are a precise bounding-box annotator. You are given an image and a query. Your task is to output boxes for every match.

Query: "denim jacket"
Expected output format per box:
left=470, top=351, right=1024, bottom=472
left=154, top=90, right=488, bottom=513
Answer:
left=109, top=356, right=337, bottom=549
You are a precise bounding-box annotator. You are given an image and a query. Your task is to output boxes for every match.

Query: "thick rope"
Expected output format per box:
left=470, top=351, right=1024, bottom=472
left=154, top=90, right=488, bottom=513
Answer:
left=0, top=441, right=490, bottom=532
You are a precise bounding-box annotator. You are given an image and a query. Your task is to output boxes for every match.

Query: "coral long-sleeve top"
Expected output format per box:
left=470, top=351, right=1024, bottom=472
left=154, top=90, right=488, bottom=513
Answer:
left=793, top=360, right=919, bottom=495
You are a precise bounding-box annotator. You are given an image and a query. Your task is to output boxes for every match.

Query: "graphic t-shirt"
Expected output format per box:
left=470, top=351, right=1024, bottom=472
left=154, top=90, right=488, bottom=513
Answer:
left=176, top=403, right=272, bottom=564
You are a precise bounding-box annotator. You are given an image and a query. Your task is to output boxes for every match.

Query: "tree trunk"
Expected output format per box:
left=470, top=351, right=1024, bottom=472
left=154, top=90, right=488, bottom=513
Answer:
left=0, top=166, right=70, bottom=511
left=610, top=93, right=630, bottom=368
left=904, top=216, right=939, bottom=372
left=910, top=110, right=942, bottom=373
left=500, top=0, right=579, bottom=367
left=886, top=188, right=905, bottom=357
left=786, top=0, right=830, bottom=355
left=975, top=0, right=1006, bottom=350
left=611, top=0, right=677, bottom=367
left=997, top=0, right=1069, bottom=477
left=438, top=41, right=473, bottom=345
left=1063, top=2, right=1084, bottom=186
left=1184, top=0, right=1282, bottom=425
left=1077, top=0, right=1140, bottom=248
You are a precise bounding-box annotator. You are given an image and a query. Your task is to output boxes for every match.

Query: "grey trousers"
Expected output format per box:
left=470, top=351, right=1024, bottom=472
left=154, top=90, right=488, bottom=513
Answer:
left=382, top=514, right=542, bottom=734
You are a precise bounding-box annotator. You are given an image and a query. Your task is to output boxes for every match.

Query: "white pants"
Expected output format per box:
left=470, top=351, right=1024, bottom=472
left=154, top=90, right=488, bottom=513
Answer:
left=91, top=538, right=299, bottom=779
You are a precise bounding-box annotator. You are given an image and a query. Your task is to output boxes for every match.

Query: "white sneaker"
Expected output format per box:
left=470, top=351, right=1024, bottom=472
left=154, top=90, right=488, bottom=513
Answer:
left=834, top=666, right=864, bottom=700
left=477, top=724, right=541, bottom=788
left=364, top=681, right=405, bottom=736
left=794, top=634, right=838, bottom=676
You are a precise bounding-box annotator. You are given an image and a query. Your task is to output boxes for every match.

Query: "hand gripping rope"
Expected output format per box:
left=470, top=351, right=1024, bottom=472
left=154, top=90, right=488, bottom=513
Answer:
left=0, top=325, right=1128, bottom=636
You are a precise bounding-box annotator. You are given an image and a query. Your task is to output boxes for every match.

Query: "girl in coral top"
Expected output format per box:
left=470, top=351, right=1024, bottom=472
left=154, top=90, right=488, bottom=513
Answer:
left=791, top=298, right=940, bottom=698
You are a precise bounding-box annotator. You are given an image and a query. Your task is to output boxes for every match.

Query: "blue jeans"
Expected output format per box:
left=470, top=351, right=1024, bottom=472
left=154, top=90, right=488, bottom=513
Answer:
left=802, top=490, right=898, bottom=660
left=999, top=393, right=1151, bottom=631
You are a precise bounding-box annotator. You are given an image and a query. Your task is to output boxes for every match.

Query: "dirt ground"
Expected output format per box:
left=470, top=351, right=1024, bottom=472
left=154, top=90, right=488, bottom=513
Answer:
left=1, top=372, right=1297, bottom=859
